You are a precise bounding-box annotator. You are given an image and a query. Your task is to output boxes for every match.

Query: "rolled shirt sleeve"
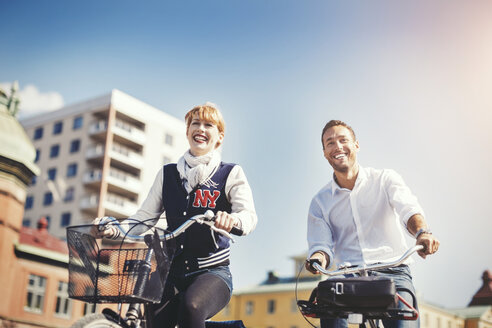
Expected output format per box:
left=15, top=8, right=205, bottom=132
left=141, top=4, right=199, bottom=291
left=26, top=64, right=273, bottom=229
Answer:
left=384, top=169, right=425, bottom=228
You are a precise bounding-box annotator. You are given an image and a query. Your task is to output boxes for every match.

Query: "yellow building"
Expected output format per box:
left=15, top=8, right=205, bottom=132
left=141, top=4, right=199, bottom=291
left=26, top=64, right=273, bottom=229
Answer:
left=214, top=273, right=321, bottom=328
left=213, top=256, right=492, bottom=328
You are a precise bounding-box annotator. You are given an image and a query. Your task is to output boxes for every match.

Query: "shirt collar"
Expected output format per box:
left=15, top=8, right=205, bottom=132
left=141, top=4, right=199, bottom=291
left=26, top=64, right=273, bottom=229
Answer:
left=330, top=164, right=365, bottom=194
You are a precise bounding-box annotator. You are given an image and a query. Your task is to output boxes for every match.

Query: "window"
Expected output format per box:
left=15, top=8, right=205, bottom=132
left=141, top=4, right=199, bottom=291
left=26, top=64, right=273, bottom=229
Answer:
left=47, top=168, right=57, bottom=181
left=267, top=299, right=276, bottom=314
left=245, top=301, right=254, bottom=315
left=424, top=314, right=429, bottom=327
left=43, top=192, right=53, bottom=206
left=83, top=303, right=98, bottom=315
left=44, top=216, right=51, bottom=227
left=61, top=212, right=71, bottom=227
left=164, top=133, right=174, bottom=146
left=33, top=127, right=43, bottom=140
left=73, top=116, right=83, bottom=130
left=54, top=281, right=72, bottom=317
left=223, top=304, right=230, bottom=316
left=23, top=219, right=31, bottom=227
left=64, top=187, right=75, bottom=202
left=25, top=196, right=34, bottom=209
left=67, top=163, right=78, bottom=177
left=70, top=139, right=81, bottom=153
left=53, top=121, right=63, bottom=135
left=25, top=274, right=46, bottom=313
left=50, top=144, right=60, bottom=158
left=291, top=298, right=298, bottom=312
left=30, top=176, right=37, bottom=185
left=35, top=149, right=40, bottom=162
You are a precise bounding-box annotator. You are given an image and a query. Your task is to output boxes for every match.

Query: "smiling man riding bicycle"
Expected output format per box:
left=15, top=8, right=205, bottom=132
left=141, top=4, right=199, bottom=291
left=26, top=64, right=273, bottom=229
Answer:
left=306, top=120, right=440, bottom=328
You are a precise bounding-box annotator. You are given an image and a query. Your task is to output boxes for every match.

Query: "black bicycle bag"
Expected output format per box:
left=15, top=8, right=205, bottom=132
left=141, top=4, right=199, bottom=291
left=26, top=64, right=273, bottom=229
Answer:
left=316, top=276, right=397, bottom=308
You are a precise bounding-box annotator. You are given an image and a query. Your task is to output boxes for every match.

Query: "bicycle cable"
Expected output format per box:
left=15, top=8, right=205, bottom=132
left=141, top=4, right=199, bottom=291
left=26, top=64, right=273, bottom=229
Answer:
left=294, top=260, right=318, bottom=328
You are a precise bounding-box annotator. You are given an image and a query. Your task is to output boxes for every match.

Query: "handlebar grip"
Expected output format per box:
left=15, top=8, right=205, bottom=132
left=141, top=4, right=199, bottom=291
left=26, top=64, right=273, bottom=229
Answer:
left=307, top=258, right=322, bottom=272
left=205, top=210, right=243, bottom=236
left=230, top=226, right=243, bottom=236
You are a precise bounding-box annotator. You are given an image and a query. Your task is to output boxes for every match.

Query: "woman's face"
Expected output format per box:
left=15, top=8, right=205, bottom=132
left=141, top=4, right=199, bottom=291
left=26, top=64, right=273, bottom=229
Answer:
left=186, top=114, right=224, bottom=156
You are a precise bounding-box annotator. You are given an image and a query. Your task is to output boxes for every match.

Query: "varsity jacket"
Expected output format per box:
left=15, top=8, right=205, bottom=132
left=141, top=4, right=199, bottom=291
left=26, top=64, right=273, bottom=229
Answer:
left=163, top=162, right=235, bottom=274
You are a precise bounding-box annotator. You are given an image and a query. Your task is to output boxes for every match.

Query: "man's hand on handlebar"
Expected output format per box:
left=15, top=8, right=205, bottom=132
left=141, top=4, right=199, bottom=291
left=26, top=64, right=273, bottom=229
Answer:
left=416, top=233, right=440, bottom=259
left=214, top=211, right=239, bottom=233
left=306, top=251, right=329, bottom=274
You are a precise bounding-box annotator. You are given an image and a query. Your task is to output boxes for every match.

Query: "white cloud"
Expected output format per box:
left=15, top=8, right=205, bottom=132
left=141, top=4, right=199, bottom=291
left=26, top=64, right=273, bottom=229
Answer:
left=0, top=82, right=64, bottom=118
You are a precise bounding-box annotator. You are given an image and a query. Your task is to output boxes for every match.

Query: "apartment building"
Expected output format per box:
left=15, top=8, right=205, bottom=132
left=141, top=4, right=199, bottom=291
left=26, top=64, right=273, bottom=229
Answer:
left=21, top=89, right=188, bottom=238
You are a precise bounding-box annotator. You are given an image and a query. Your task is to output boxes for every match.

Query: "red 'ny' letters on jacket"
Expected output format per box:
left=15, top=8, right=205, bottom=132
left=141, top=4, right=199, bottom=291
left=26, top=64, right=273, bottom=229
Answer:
left=192, top=190, right=221, bottom=208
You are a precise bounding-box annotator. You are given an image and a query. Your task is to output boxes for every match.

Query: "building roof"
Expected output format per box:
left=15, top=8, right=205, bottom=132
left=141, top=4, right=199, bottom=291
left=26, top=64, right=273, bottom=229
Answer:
left=234, top=271, right=322, bottom=295
left=451, top=305, right=492, bottom=319
left=20, top=89, right=183, bottom=128
left=17, top=218, right=68, bottom=260
left=0, top=98, right=39, bottom=176
left=469, top=270, right=492, bottom=306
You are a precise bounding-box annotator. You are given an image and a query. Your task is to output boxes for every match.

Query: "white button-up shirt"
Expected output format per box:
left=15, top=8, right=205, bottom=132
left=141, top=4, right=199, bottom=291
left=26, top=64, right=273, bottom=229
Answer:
left=307, top=166, right=424, bottom=267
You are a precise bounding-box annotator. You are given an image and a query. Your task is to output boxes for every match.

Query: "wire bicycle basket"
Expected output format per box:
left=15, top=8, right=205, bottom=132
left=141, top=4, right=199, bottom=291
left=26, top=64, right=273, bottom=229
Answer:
left=67, top=223, right=175, bottom=304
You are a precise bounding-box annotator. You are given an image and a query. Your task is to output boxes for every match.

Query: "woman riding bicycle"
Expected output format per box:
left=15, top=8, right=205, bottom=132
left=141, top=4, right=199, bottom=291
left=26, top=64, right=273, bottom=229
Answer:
left=95, top=103, right=257, bottom=328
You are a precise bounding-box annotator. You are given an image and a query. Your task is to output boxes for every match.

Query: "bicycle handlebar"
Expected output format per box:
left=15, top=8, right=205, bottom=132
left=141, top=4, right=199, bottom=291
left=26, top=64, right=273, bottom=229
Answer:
left=99, top=210, right=244, bottom=243
left=311, top=245, right=424, bottom=276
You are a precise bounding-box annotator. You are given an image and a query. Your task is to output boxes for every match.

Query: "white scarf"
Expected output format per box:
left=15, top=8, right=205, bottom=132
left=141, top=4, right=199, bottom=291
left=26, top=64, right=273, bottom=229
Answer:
left=176, top=150, right=221, bottom=192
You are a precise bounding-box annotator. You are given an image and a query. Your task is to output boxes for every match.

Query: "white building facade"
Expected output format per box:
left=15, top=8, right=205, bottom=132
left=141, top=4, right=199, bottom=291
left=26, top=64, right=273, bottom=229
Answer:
left=21, top=90, right=188, bottom=238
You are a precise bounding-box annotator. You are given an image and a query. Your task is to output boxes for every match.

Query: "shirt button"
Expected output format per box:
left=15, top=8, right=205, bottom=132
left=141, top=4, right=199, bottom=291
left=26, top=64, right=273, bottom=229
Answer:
left=186, top=196, right=189, bottom=200
left=186, top=267, right=190, bottom=270
left=183, top=211, right=187, bottom=215
left=185, top=260, right=188, bottom=264
left=180, top=245, right=184, bottom=249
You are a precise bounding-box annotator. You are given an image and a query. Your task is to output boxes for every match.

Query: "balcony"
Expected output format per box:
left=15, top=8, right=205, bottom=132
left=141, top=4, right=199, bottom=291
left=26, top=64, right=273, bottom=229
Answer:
left=86, top=144, right=105, bottom=162
left=113, top=120, right=146, bottom=149
left=109, top=143, right=143, bottom=174
left=85, top=143, right=143, bottom=174
left=83, top=168, right=141, bottom=198
left=83, top=169, right=103, bottom=188
left=88, top=120, right=108, bottom=142
left=80, top=192, right=139, bottom=218
left=79, top=194, right=99, bottom=214
left=107, top=168, right=141, bottom=196
left=104, top=193, right=139, bottom=218
left=89, top=119, right=145, bottom=149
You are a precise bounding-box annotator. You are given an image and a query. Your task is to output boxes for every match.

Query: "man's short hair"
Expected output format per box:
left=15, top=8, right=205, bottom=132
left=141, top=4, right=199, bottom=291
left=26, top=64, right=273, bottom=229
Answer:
left=321, top=120, right=356, bottom=148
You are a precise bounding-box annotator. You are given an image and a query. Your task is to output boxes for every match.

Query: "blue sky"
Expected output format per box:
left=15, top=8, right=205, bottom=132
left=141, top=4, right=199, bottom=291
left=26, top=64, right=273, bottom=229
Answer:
left=2, top=0, right=492, bottom=308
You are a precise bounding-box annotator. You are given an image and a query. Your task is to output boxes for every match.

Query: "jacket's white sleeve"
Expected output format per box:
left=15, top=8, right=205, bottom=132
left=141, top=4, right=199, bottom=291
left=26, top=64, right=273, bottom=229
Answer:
left=116, top=168, right=165, bottom=236
left=225, top=165, right=258, bottom=235
left=129, top=168, right=165, bottom=221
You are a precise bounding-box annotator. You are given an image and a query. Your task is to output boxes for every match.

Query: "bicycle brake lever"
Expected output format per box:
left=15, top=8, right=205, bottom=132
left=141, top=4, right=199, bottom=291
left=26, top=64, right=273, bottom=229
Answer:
left=201, top=221, right=236, bottom=243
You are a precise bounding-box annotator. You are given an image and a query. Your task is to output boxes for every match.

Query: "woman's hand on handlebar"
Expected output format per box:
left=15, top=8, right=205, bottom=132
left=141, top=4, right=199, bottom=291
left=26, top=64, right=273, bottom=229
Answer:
left=91, top=217, right=119, bottom=239
left=416, top=233, right=440, bottom=259
left=306, top=251, right=329, bottom=274
left=214, top=211, right=239, bottom=233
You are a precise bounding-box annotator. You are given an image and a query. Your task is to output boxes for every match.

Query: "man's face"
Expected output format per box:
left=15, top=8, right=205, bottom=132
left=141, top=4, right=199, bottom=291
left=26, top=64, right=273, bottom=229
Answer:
left=322, top=125, right=359, bottom=173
